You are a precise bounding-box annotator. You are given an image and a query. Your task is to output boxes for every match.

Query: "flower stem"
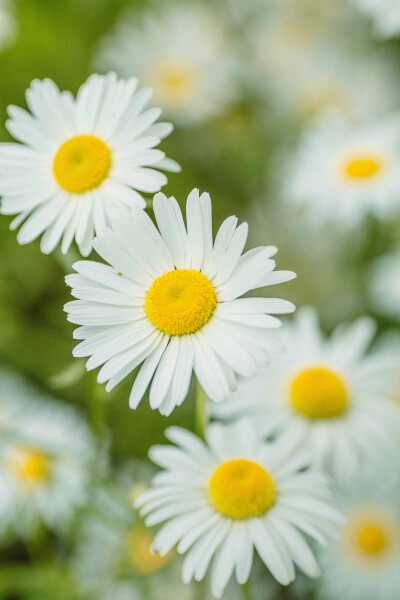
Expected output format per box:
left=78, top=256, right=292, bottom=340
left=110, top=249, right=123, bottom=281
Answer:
left=195, top=380, right=207, bottom=439
left=241, top=581, right=252, bottom=600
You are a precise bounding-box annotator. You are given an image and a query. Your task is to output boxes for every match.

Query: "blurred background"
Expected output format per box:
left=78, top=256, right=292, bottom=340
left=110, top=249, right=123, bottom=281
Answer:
left=0, top=0, right=399, bottom=598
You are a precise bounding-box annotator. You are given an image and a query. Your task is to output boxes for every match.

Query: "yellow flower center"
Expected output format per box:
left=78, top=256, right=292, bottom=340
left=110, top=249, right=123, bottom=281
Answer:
left=150, top=59, right=199, bottom=105
left=127, top=528, right=173, bottom=575
left=357, top=525, right=388, bottom=555
left=145, top=269, right=217, bottom=336
left=343, top=156, right=381, bottom=180
left=53, top=134, right=112, bottom=194
left=289, top=366, right=348, bottom=419
left=208, top=458, right=275, bottom=520
left=10, top=446, right=50, bottom=485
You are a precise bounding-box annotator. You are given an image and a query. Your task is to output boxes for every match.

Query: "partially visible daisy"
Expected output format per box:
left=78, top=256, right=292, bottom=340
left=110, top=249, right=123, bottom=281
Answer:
left=212, top=308, right=400, bottom=488
left=316, top=485, right=400, bottom=600
left=96, top=4, right=238, bottom=126
left=136, top=419, right=343, bottom=598
left=0, top=72, right=179, bottom=256
left=285, top=114, right=400, bottom=228
left=0, top=377, right=95, bottom=538
left=65, top=189, right=296, bottom=415
left=352, top=0, right=400, bottom=39
left=368, top=248, right=400, bottom=322
left=0, top=0, right=16, bottom=52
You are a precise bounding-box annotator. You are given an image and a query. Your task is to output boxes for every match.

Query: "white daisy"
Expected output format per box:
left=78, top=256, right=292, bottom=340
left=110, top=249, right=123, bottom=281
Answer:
left=0, top=0, right=16, bottom=52
left=96, top=4, right=238, bottom=126
left=64, top=189, right=296, bottom=415
left=316, top=485, right=400, bottom=600
left=352, top=0, right=400, bottom=39
left=136, top=419, right=343, bottom=598
left=0, top=72, right=179, bottom=256
left=368, top=248, right=400, bottom=322
left=285, top=114, right=400, bottom=228
left=0, top=376, right=95, bottom=538
left=212, top=308, right=400, bottom=488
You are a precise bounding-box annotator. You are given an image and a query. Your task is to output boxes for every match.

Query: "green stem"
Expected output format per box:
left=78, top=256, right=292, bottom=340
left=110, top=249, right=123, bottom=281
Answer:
left=241, top=580, right=252, bottom=600
left=87, top=370, right=107, bottom=439
left=195, top=380, right=207, bottom=439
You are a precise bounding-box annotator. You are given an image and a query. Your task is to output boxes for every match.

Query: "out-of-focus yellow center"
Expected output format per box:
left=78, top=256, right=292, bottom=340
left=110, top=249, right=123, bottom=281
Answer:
left=53, top=135, right=112, bottom=193
left=11, top=446, right=50, bottom=485
left=208, top=459, right=275, bottom=520
left=357, top=524, right=388, bottom=555
left=127, top=527, right=173, bottom=575
left=151, top=60, right=198, bottom=105
left=290, top=367, right=348, bottom=419
left=343, top=156, right=381, bottom=180
left=145, top=269, right=217, bottom=336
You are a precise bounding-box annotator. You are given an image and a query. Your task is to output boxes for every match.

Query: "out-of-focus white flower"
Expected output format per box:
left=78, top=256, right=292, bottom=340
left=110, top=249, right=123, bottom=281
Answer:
left=352, top=0, right=400, bottom=39
left=285, top=114, right=400, bottom=228
left=136, top=419, right=343, bottom=598
left=0, top=373, right=95, bottom=538
left=316, top=485, right=400, bottom=600
left=0, top=0, right=17, bottom=52
left=65, top=189, right=295, bottom=415
left=212, top=308, right=400, bottom=489
left=0, top=73, right=179, bottom=256
left=368, top=249, right=400, bottom=322
left=96, top=4, right=238, bottom=126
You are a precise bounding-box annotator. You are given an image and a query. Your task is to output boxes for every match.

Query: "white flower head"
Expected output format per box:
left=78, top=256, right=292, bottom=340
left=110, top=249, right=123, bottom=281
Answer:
left=352, top=0, right=400, bottom=39
left=285, top=114, right=400, bottom=228
left=65, top=189, right=296, bottom=416
left=96, top=4, right=238, bottom=126
left=212, top=307, right=400, bottom=489
left=0, top=375, right=95, bottom=538
left=0, top=0, right=16, bottom=52
left=316, top=484, right=400, bottom=600
left=0, top=72, right=179, bottom=256
left=368, top=248, right=400, bottom=322
left=136, top=419, right=343, bottom=598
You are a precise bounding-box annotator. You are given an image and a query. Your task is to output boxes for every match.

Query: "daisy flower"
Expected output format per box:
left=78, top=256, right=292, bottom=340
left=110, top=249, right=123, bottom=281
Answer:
left=315, top=485, right=400, bottom=600
left=96, top=4, right=238, bottom=126
left=212, top=308, right=400, bottom=488
left=352, top=0, right=400, bottom=39
left=136, top=419, right=343, bottom=598
left=0, top=72, right=179, bottom=256
left=65, top=189, right=296, bottom=416
left=285, top=114, right=400, bottom=228
left=368, top=248, right=400, bottom=322
left=0, top=0, right=16, bottom=52
left=72, top=468, right=181, bottom=600
left=0, top=376, right=95, bottom=538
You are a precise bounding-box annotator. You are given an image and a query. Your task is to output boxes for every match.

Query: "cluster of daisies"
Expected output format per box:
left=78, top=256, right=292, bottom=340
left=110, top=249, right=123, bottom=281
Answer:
left=0, top=1, right=400, bottom=600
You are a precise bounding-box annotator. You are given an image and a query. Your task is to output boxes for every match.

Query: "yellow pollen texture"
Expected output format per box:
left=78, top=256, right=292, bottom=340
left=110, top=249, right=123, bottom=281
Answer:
left=53, top=134, right=112, bottom=194
left=11, top=446, right=50, bottom=485
left=127, top=528, right=173, bottom=575
left=357, top=524, right=388, bottom=555
left=290, top=366, right=348, bottom=419
left=145, top=269, right=217, bottom=336
left=344, top=156, right=380, bottom=179
left=208, top=458, right=275, bottom=520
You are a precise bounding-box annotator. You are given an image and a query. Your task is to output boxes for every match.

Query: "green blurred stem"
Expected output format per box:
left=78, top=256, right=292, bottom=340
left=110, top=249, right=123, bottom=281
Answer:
left=195, top=380, right=207, bottom=439
left=241, top=581, right=252, bottom=600
left=88, top=370, right=107, bottom=439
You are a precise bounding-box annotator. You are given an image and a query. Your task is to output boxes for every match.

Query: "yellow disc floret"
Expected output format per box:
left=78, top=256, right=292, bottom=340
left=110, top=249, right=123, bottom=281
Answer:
left=145, top=269, right=217, bottom=336
left=10, top=446, right=50, bottom=485
left=343, top=156, right=381, bottom=180
left=290, top=366, right=348, bottom=419
left=127, top=527, right=173, bottom=575
left=208, top=458, right=275, bottom=520
left=150, top=59, right=199, bottom=107
left=53, top=134, right=112, bottom=193
left=357, top=524, right=388, bottom=555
